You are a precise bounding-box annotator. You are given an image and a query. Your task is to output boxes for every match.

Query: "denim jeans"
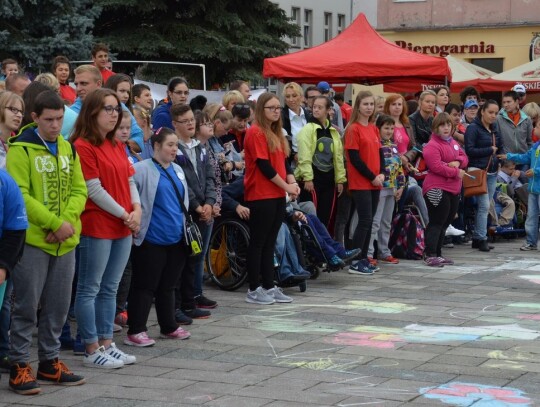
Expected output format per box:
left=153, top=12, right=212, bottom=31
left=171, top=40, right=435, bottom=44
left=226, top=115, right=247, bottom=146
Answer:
left=275, top=223, right=308, bottom=281
left=74, top=235, right=132, bottom=344
left=473, top=173, right=497, bottom=241
left=305, top=214, right=345, bottom=260
left=0, top=279, right=12, bottom=357
left=191, top=219, right=213, bottom=298
left=525, top=193, right=540, bottom=247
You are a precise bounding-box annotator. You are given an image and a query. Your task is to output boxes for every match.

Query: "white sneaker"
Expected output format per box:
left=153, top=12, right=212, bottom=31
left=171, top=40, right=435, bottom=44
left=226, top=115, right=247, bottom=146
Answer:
left=267, top=286, right=293, bottom=303
left=445, top=225, right=465, bottom=237
left=105, top=343, right=136, bottom=365
left=83, top=345, right=124, bottom=369
left=245, top=287, right=275, bottom=305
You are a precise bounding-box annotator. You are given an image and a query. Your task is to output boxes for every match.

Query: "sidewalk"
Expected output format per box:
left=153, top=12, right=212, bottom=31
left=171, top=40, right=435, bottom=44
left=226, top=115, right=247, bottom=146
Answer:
left=1, top=239, right=540, bottom=406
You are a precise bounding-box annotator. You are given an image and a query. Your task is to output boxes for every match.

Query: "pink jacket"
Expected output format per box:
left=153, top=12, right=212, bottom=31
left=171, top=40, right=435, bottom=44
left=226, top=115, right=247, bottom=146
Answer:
left=422, top=133, right=469, bottom=195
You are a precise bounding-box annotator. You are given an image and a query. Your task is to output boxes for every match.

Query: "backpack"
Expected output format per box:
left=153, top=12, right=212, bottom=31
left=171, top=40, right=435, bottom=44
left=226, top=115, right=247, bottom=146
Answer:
left=388, top=210, right=425, bottom=260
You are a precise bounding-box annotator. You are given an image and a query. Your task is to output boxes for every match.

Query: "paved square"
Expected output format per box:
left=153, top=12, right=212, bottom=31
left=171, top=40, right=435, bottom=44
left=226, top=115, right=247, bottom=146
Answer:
left=2, top=240, right=540, bottom=406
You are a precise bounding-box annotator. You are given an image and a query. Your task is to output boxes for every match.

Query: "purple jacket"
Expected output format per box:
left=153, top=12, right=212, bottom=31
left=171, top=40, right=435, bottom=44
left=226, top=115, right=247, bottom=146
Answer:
left=422, top=133, right=468, bottom=195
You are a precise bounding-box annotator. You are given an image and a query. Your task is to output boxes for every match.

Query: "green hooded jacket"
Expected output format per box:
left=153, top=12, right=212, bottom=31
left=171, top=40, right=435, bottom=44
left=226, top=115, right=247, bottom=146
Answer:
left=6, top=123, right=87, bottom=256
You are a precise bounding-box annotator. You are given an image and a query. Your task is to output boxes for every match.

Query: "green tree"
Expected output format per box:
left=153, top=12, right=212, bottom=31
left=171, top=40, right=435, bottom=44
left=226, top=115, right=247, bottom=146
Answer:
left=95, top=0, right=299, bottom=87
left=0, top=0, right=100, bottom=72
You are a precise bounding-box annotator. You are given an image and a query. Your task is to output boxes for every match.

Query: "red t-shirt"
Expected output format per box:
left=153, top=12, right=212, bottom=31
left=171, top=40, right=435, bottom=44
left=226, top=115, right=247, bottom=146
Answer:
left=100, top=69, right=115, bottom=84
left=344, top=122, right=381, bottom=191
left=59, top=84, right=76, bottom=105
left=74, top=138, right=134, bottom=239
left=340, top=103, right=352, bottom=123
left=243, top=124, right=287, bottom=201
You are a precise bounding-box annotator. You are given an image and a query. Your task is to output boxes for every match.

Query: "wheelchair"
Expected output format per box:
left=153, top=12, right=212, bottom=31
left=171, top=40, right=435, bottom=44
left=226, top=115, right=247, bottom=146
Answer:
left=205, top=213, right=334, bottom=292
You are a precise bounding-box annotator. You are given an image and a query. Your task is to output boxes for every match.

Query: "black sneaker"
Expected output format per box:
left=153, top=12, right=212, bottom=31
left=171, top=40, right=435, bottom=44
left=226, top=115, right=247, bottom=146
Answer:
left=37, top=358, right=86, bottom=386
left=0, top=354, right=10, bottom=373
left=183, top=308, right=211, bottom=319
left=9, top=363, right=41, bottom=395
left=195, top=295, right=217, bottom=309
left=175, top=309, right=193, bottom=325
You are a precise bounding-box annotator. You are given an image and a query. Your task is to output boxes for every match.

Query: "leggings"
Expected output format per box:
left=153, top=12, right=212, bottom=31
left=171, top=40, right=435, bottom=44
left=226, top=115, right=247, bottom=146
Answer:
left=351, top=189, right=380, bottom=259
left=424, top=191, right=460, bottom=257
left=246, top=197, right=286, bottom=291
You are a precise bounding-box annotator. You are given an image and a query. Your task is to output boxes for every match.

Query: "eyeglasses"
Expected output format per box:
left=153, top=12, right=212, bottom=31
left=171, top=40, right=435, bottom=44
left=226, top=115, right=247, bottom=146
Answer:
left=264, top=106, right=282, bottom=112
left=172, top=90, right=190, bottom=96
left=5, top=106, right=24, bottom=116
left=201, top=122, right=214, bottom=127
left=103, top=105, right=122, bottom=115
left=174, top=118, right=195, bottom=125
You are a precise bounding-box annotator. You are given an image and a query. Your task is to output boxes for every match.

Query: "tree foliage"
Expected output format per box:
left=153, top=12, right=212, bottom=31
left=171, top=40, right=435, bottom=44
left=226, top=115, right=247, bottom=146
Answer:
left=94, top=0, right=299, bottom=87
left=0, top=0, right=100, bottom=72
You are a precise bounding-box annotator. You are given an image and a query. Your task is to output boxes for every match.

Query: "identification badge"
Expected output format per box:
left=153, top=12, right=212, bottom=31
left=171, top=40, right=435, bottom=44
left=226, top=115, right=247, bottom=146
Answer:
left=176, top=172, right=184, bottom=181
left=392, top=147, right=398, bottom=153
left=454, top=145, right=459, bottom=150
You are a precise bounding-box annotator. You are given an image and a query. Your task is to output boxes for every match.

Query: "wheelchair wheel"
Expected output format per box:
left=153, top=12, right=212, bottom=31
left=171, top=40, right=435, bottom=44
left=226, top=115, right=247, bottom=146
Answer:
left=298, top=280, right=307, bottom=292
left=205, top=219, right=250, bottom=291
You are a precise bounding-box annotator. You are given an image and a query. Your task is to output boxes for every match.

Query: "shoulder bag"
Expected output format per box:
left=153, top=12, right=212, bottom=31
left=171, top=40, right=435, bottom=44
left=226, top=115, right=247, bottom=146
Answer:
left=463, top=133, right=495, bottom=198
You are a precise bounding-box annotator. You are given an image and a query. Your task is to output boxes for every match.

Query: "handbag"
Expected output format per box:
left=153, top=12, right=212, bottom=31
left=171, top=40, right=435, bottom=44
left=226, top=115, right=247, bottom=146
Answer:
left=463, top=133, right=495, bottom=198
left=152, top=159, right=202, bottom=256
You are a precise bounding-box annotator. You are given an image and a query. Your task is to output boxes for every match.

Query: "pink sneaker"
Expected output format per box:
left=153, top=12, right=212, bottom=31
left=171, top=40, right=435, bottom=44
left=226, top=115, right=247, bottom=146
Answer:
left=123, top=332, right=156, bottom=347
left=160, top=327, right=191, bottom=340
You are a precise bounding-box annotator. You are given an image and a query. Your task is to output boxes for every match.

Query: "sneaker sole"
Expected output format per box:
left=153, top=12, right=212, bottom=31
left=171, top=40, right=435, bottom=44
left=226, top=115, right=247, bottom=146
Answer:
left=274, top=298, right=293, bottom=303
left=245, top=298, right=275, bottom=305
left=9, top=385, right=42, bottom=395
left=176, top=320, right=193, bottom=325
left=123, top=339, right=155, bottom=347
left=83, top=359, right=124, bottom=369
left=37, top=377, right=86, bottom=386
left=520, top=248, right=537, bottom=251
left=347, top=269, right=374, bottom=276
left=159, top=333, right=191, bottom=340
left=196, top=304, right=218, bottom=309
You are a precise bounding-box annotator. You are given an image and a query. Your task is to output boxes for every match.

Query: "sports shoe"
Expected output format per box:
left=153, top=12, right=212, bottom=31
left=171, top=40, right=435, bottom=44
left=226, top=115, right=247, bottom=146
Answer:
left=445, top=225, right=465, bottom=236
left=380, top=256, right=399, bottom=264
left=520, top=243, right=538, bottom=251
left=124, top=332, right=156, bottom=347
left=37, top=358, right=85, bottom=386
left=175, top=309, right=193, bottom=325
left=440, top=257, right=454, bottom=265
left=245, top=287, right=276, bottom=305
left=9, top=363, right=41, bottom=395
left=160, top=327, right=191, bottom=340
left=367, top=256, right=378, bottom=266
left=348, top=260, right=374, bottom=276
left=195, top=295, right=217, bottom=309
left=424, top=256, right=445, bottom=267
left=113, top=323, right=123, bottom=333
left=183, top=308, right=211, bottom=319
left=114, top=311, right=128, bottom=327
left=83, top=346, right=124, bottom=369
left=329, top=255, right=346, bottom=268
left=292, top=270, right=311, bottom=280
left=267, top=286, right=293, bottom=303
left=73, top=334, right=85, bottom=355
left=0, top=354, right=10, bottom=373
left=341, top=249, right=361, bottom=263
left=105, top=343, right=136, bottom=365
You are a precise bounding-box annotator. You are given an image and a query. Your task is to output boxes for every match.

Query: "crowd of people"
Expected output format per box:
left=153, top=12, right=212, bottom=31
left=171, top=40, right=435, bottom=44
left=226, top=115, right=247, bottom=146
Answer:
left=1, top=44, right=540, bottom=395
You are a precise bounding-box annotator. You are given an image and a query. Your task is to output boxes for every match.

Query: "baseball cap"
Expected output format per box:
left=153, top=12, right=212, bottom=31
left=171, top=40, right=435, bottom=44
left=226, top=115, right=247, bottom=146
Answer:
left=464, top=99, right=479, bottom=109
left=317, top=81, right=331, bottom=93
left=512, top=84, right=526, bottom=94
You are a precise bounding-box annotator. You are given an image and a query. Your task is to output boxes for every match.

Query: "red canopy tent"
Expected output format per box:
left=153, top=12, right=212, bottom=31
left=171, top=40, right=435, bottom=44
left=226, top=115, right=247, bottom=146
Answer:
left=263, top=13, right=451, bottom=86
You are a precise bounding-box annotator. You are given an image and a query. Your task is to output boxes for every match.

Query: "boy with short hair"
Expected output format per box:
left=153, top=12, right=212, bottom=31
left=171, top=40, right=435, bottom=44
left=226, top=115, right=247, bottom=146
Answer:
left=6, top=90, right=87, bottom=394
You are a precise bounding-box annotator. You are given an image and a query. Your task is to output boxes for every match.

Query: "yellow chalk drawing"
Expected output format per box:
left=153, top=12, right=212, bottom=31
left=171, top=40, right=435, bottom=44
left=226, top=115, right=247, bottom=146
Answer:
left=488, top=350, right=540, bottom=362
left=277, top=357, right=358, bottom=372
left=346, top=301, right=416, bottom=314
left=484, top=361, right=527, bottom=370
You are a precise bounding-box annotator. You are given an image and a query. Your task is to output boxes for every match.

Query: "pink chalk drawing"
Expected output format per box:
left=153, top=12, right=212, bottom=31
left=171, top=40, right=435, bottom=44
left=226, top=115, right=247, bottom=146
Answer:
left=517, top=314, right=540, bottom=321
left=420, top=382, right=531, bottom=406
left=519, top=275, right=540, bottom=285
left=328, top=324, right=540, bottom=349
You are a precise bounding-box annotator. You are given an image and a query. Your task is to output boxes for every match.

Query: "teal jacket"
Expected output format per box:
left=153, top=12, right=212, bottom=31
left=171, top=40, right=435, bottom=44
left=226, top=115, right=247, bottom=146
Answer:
left=507, top=141, right=540, bottom=194
left=6, top=123, right=87, bottom=255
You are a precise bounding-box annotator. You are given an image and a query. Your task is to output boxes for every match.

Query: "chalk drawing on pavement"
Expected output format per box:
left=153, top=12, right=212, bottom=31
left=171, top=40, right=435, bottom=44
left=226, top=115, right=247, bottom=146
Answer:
left=420, top=382, right=531, bottom=406
left=519, top=275, right=540, bottom=285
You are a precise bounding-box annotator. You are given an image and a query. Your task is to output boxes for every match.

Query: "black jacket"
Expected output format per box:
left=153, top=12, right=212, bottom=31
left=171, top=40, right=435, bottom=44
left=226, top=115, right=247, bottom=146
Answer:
left=464, top=117, right=503, bottom=173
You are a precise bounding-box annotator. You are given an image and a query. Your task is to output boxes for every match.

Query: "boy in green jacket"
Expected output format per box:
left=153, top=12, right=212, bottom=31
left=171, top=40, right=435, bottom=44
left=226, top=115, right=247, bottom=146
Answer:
left=6, top=91, right=87, bottom=394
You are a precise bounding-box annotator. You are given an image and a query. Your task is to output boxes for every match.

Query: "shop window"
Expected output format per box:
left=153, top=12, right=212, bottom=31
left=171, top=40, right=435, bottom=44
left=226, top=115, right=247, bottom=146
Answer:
left=290, top=7, right=301, bottom=48
left=470, top=58, right=504, bottom=74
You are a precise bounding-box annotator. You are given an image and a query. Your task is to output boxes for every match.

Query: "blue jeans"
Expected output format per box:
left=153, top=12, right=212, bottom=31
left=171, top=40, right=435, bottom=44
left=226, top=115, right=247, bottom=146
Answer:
left=74, top=235, right=132, bottom=344
left=191, top=219, right=213, bottom=298
left=306, top=214, right=345, bottom=260
left=275, top=224, right=308, bottom=280
left=0, top=279, right=12, bottom=357
left=473, top=173, right=497, bottom=241
left=525, top=193, right=540, bottom=247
